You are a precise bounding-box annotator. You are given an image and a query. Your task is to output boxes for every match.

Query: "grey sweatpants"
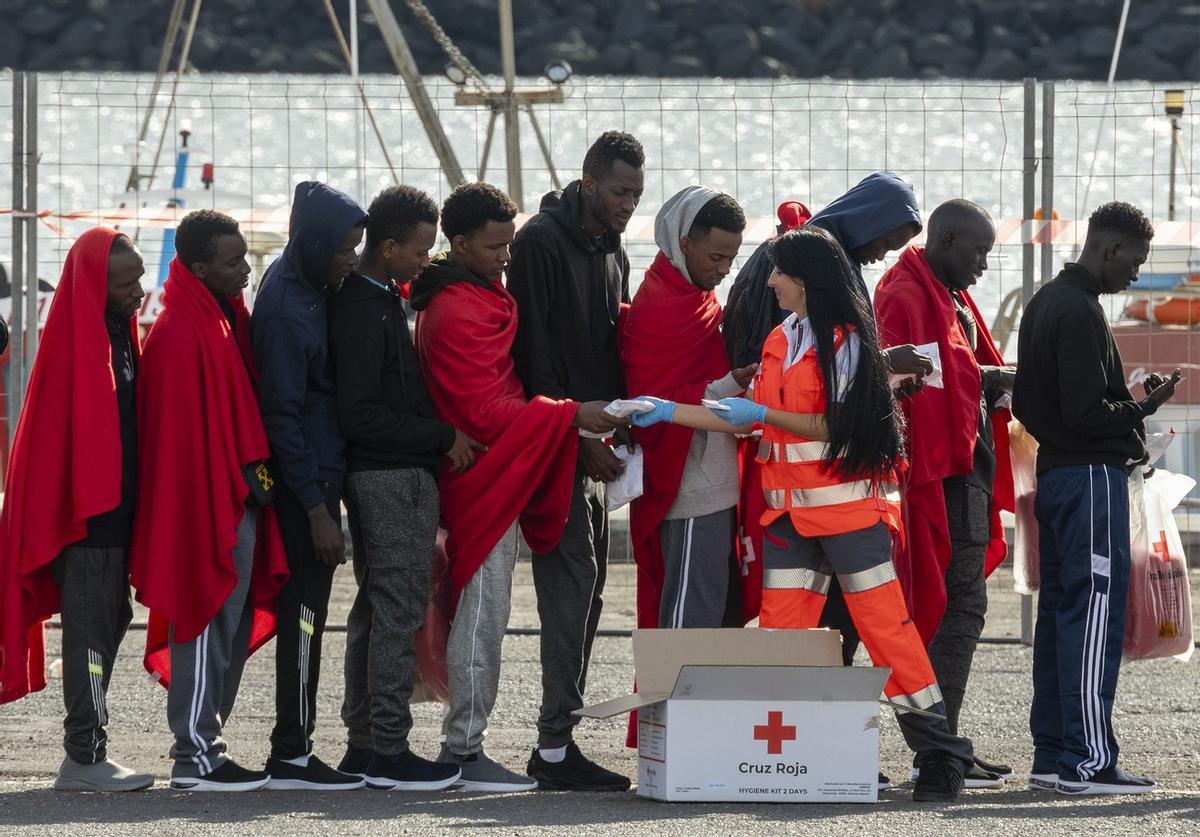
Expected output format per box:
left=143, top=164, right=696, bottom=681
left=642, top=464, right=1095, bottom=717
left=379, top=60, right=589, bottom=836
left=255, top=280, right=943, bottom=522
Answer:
left=926, top=481, right=990, bottom=735
left=442, top=522, right=519, bottom=756
left=532, top=463, right=608, bottom=749
left=658, top=507, right=736, bottom=628
left=167, top=507, right=257, bottom=777
left=341, top=468, right=438, bottom=756
left=53, top=544, right=133, bottom=765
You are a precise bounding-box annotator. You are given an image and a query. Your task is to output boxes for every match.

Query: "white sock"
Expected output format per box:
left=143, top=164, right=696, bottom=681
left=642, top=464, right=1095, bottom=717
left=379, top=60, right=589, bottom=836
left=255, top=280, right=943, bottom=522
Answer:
left=539, top=746, right=567, bottom=763
left=280, top=754, right=310, bottom=767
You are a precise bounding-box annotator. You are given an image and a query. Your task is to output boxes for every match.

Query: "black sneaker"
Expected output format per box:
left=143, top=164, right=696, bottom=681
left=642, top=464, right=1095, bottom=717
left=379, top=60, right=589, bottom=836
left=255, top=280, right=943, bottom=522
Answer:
left=1056, top=766, right=1155, bottom=795
left=525, top=743, right=631, bottom=791
left=974, top=754, right=1014, bottom=780
left=265, top=754, right=364, bottom=791
left=170, top=759, right=270, bottom=792
left=910, top=761, right=1004, bottom=789
left=911, top=752, right=965, bottom=802
left=364, top=750, right=461, bottom=791
left=878, top=771, right=892, bottom=791
left=337, top=745, right=373, bottom=778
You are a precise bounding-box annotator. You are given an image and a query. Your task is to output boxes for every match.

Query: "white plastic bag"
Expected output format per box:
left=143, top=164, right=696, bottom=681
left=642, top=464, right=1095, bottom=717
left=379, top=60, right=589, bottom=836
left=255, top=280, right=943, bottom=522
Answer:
left=1008, top=420, right=1040, bottom=595
left=605, top=444, right=644, bottom=512
left=1125, top=467, right=1195, bottom=662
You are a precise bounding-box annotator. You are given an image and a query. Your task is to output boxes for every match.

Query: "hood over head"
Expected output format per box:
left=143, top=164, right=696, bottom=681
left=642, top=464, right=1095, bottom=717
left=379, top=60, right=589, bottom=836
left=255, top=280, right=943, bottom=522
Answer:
left=808, top=171, right=921, bottom=254
left=278, top=181, right=368, bottom=289
left=653, top=185, right=726, bottom=284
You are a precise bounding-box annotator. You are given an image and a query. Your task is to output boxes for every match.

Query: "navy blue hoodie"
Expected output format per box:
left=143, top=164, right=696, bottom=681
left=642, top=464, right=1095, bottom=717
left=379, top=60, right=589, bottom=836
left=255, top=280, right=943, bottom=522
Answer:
left=724, top=171, right=921, bottom=366
left=808, top=170, right=921, bottom=293
left=251, top=182, right=367, bottom=510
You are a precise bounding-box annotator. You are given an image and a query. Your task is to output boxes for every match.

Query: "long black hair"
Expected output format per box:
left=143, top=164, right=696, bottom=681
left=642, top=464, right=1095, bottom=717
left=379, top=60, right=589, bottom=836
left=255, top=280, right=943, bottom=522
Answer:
left=767, top=226, right=903, bottom=481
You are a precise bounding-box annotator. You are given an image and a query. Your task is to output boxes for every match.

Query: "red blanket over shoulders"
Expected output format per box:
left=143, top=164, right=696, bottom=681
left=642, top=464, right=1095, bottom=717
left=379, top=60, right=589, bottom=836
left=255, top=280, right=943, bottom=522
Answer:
left=128, top=259, right=288, bottom=685
left=415, top=280, right=578, bottom=608
left=0, top=228, right=141, bottom=704
left=874, top=246, right=1014, bottom=643
left=620, top=251, right=737, bottom=630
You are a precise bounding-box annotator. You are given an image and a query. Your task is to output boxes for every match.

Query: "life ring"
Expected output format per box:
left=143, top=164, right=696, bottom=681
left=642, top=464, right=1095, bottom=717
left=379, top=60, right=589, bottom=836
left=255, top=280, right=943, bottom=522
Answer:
left=1033, top=207, right=1060, bottom=221
left=1125, top=296, right=1200, bottom=325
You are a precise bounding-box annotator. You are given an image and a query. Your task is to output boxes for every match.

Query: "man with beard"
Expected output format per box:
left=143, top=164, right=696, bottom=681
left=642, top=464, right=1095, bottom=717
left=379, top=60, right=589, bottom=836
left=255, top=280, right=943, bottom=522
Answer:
left=507, top=130, right=644, bottom=790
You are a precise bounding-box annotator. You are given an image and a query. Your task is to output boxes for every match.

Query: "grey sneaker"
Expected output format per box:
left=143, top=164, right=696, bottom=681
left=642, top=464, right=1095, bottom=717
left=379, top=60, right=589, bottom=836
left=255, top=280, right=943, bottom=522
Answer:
left=437, top=745, right=537, bottom=793
left=54, top=757, right=153, bottom=792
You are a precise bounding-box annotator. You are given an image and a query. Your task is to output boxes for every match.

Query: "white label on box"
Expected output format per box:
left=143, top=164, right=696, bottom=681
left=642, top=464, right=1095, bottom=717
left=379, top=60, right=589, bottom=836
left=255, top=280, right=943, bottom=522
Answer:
left=638, top=698, right=879, bottom=803
left=638, top=703, right=667, bottom=763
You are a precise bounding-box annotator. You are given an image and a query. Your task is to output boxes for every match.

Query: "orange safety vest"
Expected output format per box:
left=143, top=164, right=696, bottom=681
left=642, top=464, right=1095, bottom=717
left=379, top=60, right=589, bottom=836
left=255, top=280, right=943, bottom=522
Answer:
left=752, top=322, right=901, bottom=537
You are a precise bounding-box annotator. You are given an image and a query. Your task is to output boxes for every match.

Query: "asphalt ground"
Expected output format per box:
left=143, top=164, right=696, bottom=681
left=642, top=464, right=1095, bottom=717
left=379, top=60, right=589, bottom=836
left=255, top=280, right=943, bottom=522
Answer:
left=2, top=558, right=1198, bottom=836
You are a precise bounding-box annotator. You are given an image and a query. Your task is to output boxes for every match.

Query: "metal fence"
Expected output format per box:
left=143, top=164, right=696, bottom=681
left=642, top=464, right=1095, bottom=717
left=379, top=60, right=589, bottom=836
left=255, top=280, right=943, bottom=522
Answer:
left=2, top=71, right=1198, bottom=639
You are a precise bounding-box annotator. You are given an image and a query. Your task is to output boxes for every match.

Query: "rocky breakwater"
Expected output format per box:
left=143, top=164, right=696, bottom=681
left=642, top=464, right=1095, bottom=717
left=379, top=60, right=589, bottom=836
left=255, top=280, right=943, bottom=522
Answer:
left=0, top=0, right=1196, bottom=80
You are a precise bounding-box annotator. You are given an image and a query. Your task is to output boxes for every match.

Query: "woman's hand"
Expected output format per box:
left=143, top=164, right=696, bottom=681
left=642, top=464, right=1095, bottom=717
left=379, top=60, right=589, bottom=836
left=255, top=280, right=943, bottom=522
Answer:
left=629, top=396, right=677, bottom=427
left=708, top=397, right=767, bottom=426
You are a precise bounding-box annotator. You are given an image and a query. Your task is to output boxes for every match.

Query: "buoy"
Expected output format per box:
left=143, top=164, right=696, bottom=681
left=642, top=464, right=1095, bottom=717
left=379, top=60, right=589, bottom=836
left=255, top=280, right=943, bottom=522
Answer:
left=1125, top=297, right=1200, bottom=325
left=1033, top=207, right=1060, bottom=221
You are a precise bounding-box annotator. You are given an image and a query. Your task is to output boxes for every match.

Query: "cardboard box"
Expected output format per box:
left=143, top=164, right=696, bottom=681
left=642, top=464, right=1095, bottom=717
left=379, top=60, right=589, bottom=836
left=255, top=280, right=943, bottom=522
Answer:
left=576, top=628, right=890, bottom=803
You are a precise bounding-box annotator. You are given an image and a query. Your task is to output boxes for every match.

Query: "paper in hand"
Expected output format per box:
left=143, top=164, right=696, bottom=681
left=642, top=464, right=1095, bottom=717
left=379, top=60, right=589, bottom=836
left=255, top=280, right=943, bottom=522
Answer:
left=913, top=342, right=944, bottom=389
left=604, top=399, right=656, bottom=418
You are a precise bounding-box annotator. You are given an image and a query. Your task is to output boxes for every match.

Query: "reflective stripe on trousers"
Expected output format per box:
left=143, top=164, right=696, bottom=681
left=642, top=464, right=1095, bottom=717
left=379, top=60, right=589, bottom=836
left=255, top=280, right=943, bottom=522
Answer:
left=763, top=566, right=832, bottom=595
left=888, top=682, right=944, bottom=713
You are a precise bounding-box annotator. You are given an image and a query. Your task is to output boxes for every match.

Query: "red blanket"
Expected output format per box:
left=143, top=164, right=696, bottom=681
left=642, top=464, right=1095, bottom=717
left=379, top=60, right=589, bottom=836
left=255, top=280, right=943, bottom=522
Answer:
left=129, top=258, right=288, bottom=685
left=415, top=280, right=578, bottom=608
left=0, top=228, right=141, bottom=704
left=620, top=251, right=735, bottom=631
left=874, top=246, right=1014, bottom=643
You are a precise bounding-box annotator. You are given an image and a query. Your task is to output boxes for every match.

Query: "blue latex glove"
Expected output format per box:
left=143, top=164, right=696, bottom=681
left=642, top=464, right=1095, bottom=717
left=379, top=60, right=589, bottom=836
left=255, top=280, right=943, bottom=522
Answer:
left=630, top=396, right=676, bottom=427
left=709, top=397, right=767, bottom=426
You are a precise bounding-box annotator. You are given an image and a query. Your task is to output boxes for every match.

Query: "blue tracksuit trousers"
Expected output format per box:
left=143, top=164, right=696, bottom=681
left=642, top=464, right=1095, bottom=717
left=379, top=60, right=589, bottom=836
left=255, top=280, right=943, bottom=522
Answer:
left=1029, top=464, right=1130, bottom=780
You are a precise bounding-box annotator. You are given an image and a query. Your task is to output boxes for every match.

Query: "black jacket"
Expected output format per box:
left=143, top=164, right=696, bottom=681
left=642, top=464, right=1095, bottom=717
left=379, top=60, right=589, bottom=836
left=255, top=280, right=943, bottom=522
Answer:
left=80, top=316, right=137, bottom=547
left=330, top=272, right=454, bottom=475
left=723, top=238, right=783, bottom=368
left=506, top=181, right=630, bottom=402
left=251, top=182, right=367, bottom=509
left=1013, top=263, right=1151, bottom=475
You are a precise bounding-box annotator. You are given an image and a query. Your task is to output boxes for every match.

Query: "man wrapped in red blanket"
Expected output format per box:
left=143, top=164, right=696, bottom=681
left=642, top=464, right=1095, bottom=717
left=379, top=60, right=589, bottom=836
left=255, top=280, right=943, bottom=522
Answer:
left=874, top=199, right=1015, bottom=780
left=412, top=182, right=621, bottom=791
left=130, top=211, right=288, bottom=792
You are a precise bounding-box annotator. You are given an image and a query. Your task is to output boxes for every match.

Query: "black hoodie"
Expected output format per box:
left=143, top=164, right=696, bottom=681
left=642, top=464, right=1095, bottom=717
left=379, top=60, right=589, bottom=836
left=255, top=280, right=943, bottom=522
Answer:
left=506, top=180, right=630, bottom=402
left=251, top=182, right=367, bottom=510
left=408, top=252, right=492, bottom=312
left=330, top=272, right=455, bottom=474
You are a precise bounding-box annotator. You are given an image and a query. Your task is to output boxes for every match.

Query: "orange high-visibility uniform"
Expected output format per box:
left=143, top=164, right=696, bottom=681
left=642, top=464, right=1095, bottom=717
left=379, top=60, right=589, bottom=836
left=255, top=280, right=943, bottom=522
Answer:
left=751, top=321, right=944, bottom=716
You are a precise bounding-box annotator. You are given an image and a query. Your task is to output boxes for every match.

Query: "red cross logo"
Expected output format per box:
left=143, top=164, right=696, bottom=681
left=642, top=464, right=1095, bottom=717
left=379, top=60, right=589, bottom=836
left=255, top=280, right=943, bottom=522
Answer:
left=1153, top=530, right=1172, bottom=564
left=753, top=710, right=797, bottom=755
